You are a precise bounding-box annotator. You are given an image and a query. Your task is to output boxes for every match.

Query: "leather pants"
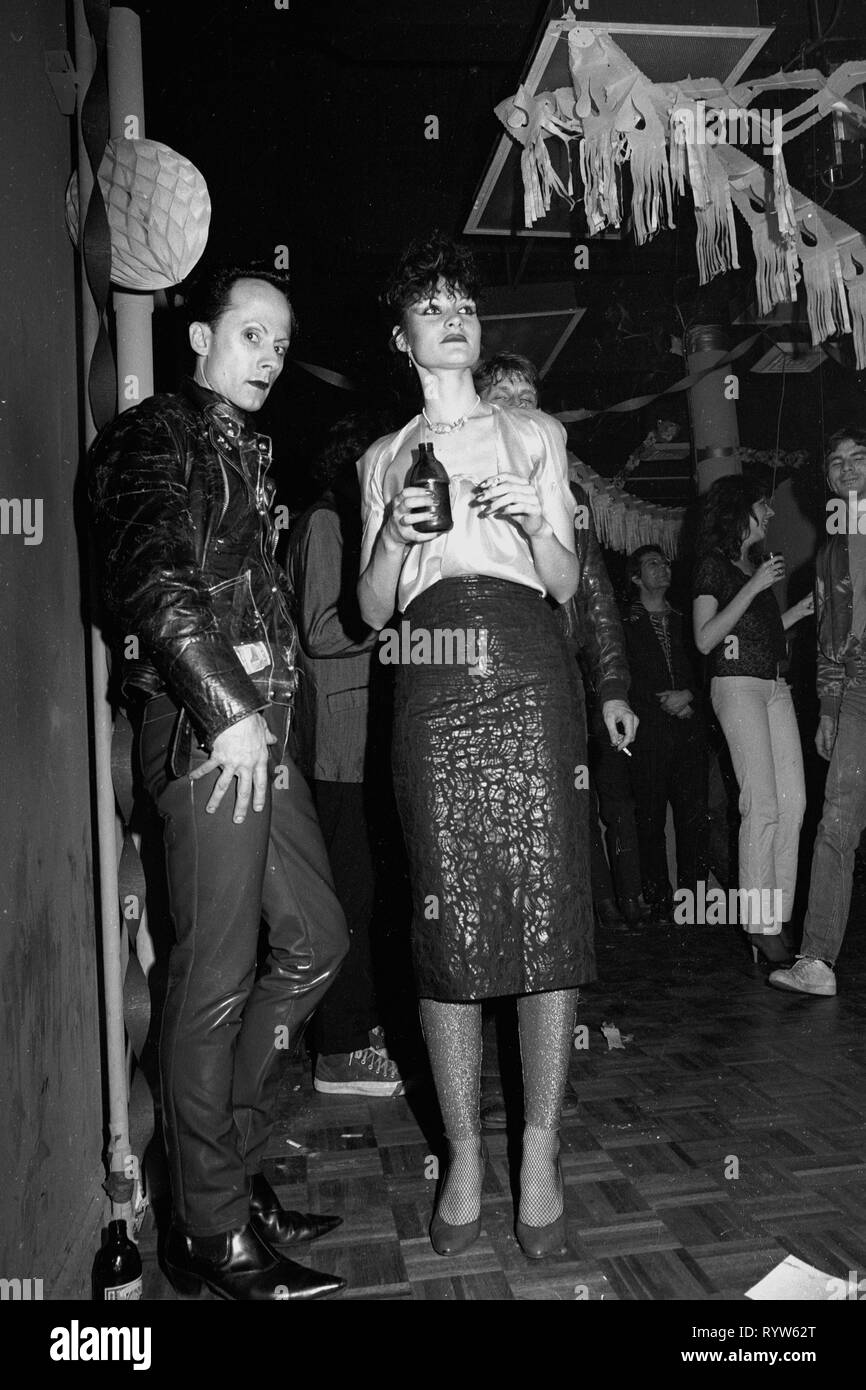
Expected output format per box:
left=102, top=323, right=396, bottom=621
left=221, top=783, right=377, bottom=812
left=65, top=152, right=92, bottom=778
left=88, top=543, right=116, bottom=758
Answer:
left=138, top=695, right=349, bottom=1238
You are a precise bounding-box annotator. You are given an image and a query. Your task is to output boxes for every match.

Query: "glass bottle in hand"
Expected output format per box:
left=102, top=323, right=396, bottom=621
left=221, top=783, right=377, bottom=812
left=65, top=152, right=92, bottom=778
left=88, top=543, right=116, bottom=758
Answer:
left=405, top=442, right=453, bottom=534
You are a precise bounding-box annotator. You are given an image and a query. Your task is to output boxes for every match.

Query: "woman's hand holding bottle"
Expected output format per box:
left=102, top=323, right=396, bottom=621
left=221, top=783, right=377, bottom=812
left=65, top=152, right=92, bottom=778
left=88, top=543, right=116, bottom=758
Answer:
left=382, top=487, right=439, bottom=547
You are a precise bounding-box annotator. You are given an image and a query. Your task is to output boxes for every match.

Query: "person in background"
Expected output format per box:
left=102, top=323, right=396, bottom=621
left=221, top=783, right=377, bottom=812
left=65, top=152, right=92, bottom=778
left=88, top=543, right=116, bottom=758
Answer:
left=475, top=351, right=643, bottom=924
left=473, top=351, right=541, bottom=412
left=623, top=545, right=709, bottom=924
left=472, top=352, right=636, bottom=1131
left=563, top=449, right=647, bottom=931
left=770, top=428, right=866, bottom=996
left=287, top=411, right=407, bottom=1095
left=693, top=476, right=813, bottom=964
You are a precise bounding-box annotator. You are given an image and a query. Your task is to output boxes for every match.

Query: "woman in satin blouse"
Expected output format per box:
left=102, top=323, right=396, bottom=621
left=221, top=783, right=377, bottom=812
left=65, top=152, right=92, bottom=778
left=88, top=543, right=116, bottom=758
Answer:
left=357, top=233, right=636, bottom=1259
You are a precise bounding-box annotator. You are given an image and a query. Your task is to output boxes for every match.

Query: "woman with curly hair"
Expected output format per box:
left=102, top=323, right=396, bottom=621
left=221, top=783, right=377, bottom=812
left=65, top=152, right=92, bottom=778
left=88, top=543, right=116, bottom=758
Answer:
left=357, top=232, right=636, bottom=1259
left=693, top=475, right=813, bottom=962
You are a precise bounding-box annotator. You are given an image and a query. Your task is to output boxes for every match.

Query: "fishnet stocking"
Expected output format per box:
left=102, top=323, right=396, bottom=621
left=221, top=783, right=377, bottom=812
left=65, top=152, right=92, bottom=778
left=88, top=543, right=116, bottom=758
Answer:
left=517, top=988, right=577, bottom=1225
left=420, top=998, right=483, bottom=1224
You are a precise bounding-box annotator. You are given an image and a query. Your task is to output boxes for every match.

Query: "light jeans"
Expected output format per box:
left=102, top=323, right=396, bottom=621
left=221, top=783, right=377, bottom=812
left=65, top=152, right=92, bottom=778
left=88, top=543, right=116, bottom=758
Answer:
left=801, top=680, right=866, bottom=964
left=711, top=677, right=806, bottom=931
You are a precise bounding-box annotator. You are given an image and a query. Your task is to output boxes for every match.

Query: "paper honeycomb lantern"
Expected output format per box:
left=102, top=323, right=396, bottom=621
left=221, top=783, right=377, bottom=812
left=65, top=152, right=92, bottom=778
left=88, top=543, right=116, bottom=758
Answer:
left=66, top=138, right=210, bottom=290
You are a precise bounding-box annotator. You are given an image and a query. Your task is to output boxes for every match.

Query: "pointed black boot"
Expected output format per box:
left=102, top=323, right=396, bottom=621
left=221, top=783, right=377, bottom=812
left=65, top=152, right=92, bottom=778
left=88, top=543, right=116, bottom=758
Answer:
left=163, top=1222, right=346, bottom=1301
left=249, top=1172, right=342, bottom=1247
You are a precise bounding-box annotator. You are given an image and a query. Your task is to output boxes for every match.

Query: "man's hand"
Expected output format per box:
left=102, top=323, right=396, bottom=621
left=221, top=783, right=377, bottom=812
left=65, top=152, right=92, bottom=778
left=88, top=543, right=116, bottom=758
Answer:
left=815, top=713, right=837, bottom=761
left=657, top=689, right=693, bottom=717
left=602, top=699, right=638, bottom=751
left=190, top=712, right=277, bottom=822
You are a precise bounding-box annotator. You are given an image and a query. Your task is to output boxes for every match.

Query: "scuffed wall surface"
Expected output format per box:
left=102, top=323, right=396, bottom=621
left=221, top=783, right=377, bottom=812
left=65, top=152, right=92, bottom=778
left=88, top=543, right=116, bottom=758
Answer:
left=0, top=0, right=104, bottom=1296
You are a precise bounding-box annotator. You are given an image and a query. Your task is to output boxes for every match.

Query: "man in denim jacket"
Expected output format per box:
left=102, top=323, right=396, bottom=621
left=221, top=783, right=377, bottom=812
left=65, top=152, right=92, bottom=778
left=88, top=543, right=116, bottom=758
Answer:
left=90, top=267, right=348, bottom=1299
left=770, top=427, right=866, bottom=997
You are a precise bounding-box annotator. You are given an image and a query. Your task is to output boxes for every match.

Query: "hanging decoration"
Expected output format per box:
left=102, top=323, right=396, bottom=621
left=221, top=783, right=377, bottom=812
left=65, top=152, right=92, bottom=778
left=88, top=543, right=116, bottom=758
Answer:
left=739, top=447, right=811, bottom=472
left=496, top=27, right=866, bottom=365
left=569, top=455, right=685, bottom=559
left=493, top=84, right=581, bottom=229
left=66, top=137, right=210, bottom=290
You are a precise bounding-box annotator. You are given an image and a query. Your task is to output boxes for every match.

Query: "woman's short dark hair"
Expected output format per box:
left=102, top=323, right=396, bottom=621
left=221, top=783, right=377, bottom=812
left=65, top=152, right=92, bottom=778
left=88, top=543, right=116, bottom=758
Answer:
left=825, top=426, right=866, bottom=464
left=474, top=352, right=540, bottom=400
left=696, top=474, right=769, bottom=561
left=381, top=231, right=481, bottom=337
left=184, top=263, right=295, bottom=334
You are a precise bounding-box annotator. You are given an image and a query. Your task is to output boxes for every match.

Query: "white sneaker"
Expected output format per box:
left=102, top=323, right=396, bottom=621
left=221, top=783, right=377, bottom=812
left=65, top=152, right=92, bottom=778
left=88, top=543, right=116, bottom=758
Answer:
left=768, top=956, right=837, bottom=997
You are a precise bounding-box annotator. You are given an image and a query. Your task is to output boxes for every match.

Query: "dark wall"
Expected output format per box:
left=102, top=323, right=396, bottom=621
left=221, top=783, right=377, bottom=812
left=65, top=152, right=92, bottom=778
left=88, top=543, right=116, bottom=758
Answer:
left=0, top=0, right=104, bottom=1296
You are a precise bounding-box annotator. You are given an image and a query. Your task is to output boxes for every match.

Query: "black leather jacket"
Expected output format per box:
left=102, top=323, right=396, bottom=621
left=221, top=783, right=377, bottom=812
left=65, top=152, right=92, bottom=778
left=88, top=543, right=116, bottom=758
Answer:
left=816, top=533, right=866, bottom=714
left=89, top=379, right=297, bottom=758
left=558, top=482, right=630, bottom=708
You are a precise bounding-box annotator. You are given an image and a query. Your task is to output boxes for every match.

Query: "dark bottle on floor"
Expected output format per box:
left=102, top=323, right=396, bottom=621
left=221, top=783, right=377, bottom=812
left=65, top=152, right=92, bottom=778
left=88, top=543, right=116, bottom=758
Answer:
left=92, top=1218, right=143, bottom=1300
left=406, top=442, right=453, bottom=534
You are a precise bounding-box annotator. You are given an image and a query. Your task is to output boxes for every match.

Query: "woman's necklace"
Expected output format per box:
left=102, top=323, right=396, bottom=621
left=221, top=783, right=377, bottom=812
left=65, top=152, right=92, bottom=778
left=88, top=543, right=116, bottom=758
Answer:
left=422, top=393, right=481, bottom=434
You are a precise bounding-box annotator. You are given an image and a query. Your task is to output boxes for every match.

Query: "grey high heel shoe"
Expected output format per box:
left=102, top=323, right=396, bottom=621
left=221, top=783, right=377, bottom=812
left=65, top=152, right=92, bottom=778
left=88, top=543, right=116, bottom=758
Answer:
left=515, top=1158, right=568, bottom=1260
left=429, top=1140, right=488, bottom=1256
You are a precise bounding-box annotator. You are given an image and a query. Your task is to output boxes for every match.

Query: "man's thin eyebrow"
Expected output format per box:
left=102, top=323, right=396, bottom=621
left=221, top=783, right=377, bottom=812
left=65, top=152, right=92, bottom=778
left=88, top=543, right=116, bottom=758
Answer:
left=243, top=320, right=291, bottom=342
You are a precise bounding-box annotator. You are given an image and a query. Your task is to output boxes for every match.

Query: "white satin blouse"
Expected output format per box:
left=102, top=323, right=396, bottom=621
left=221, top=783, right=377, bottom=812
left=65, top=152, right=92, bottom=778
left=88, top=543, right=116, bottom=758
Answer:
left=358, top=404, right=577, bottom=613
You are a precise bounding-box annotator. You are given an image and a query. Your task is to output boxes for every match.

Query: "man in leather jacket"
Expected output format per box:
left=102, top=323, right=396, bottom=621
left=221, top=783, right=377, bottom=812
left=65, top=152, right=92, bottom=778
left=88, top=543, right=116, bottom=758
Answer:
left=771, top=427, right=866, bottom=997
left=90, top=267, right=348, bottom=1300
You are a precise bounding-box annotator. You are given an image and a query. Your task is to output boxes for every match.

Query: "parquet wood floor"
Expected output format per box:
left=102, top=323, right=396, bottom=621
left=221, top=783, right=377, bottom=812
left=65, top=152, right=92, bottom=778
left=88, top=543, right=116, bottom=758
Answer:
left=139, top=898, right=866, bottom=1301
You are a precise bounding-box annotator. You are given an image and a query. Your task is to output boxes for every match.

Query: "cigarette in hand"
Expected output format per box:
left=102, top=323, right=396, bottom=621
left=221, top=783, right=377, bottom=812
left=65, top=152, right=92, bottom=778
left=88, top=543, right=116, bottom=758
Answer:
left=618, top=744, right=632, bottom=757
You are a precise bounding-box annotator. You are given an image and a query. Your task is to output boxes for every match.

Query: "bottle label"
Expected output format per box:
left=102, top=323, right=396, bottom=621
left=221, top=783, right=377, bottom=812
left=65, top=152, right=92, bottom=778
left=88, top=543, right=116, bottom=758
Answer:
left=104, top=1277, right=143, bottom=1300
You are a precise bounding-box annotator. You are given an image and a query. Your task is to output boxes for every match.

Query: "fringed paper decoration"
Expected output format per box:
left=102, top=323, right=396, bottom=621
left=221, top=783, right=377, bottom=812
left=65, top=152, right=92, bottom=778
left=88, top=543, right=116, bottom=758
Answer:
left=567, top=455, right=684, bottom=558
left=770, top=140, right=801, bottom=302
left=625, top=83, right=675, bottom=245
left=772, top=141, right=798, bottom=242
left=668, top=100, right=738, bottom=283
left=668, top=96, right=691, bottom=199
left=729, top=181, right=796, bottom=314
left=796, top=208, right=852, bottom=345
left=842, top=262, right=866, bottom=368
left=695, top=149, right=740, bottom=284
left=578, top=119, right=627, bottom=234
left=568, top=27, right=645, bottom=236
left=497, top=29, right=866, bottom=361
left=494, top=85, right=581, bottom=228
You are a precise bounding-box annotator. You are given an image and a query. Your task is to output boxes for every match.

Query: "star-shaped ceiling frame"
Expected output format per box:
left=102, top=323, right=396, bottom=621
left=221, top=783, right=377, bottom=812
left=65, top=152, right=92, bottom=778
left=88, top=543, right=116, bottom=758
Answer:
left=464, top=18, right=773, bottom=239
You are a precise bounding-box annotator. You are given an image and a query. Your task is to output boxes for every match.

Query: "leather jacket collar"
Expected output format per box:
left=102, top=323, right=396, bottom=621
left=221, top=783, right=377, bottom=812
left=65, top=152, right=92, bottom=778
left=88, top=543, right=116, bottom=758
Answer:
left=180, top=376, right=250, bottom=440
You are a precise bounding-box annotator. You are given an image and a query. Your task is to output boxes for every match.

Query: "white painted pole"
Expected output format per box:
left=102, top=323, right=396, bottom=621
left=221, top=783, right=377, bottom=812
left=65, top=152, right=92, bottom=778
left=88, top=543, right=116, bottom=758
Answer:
left=108, top=6, right=154, bottom=412
left=73, top=0, right=134, bottom=1233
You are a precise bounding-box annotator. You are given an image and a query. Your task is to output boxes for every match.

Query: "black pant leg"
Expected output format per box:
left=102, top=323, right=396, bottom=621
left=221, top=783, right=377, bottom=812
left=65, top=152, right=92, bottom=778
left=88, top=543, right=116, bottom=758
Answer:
left=591, top=735, right=643, bottom=902
left=669, top=731, right=709, bottom=895
left=233, top=739, right=349, bottom=1176
left=308, top=780, right=379, bottom=1055
left=588, top=782, right=615, bottom=901
left=139, top=696, right=272, bottom=1238
left=629, top=719, right=672, bottom=903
